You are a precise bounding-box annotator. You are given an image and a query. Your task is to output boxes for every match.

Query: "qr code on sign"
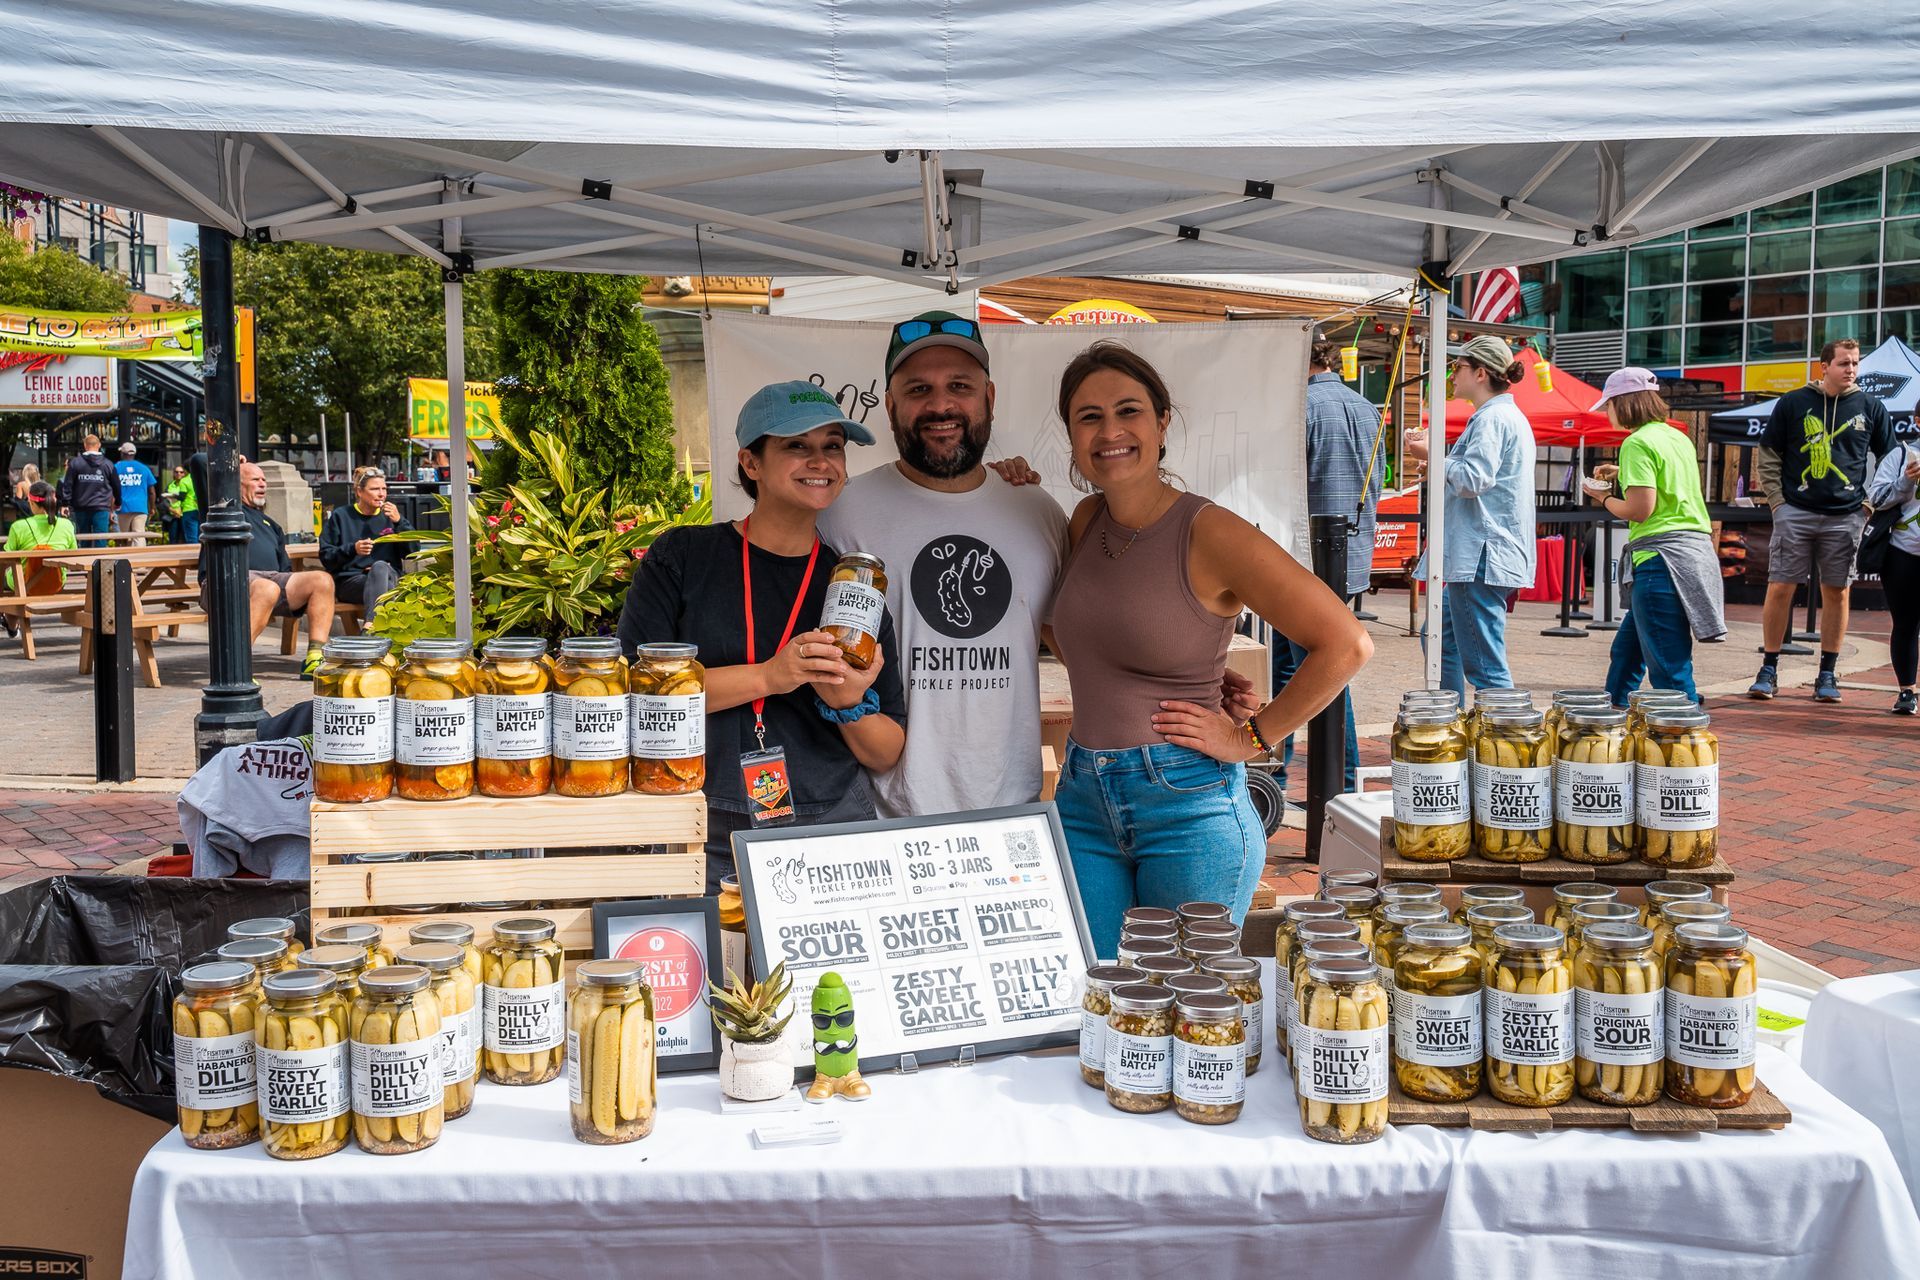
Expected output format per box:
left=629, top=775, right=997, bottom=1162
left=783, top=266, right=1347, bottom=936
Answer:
left=1004, top=828, right=1042, bottom=869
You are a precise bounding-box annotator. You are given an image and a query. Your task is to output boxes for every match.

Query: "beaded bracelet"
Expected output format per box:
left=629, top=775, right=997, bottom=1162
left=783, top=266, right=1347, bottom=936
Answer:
left=1244, top=715, right=1274, bottom=757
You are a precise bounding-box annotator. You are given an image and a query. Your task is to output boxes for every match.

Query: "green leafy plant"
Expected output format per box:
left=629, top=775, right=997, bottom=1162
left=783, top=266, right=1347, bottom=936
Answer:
left=368, top=416, right=708, bottom=648
left=706, top=961, right=794, bottom=1044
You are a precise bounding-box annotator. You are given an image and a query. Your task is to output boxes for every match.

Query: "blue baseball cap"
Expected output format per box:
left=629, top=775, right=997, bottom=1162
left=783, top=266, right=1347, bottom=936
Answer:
left=735, top=381, right=876, bottom=449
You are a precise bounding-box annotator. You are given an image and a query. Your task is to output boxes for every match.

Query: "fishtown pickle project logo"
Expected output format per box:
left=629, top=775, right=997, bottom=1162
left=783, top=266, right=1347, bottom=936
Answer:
left=910, top=534, right=1012, bottom=641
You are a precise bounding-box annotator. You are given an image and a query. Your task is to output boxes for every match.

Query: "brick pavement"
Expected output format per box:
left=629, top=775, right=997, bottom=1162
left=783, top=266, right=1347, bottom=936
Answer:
left=0, top=787, right=179, bottom=892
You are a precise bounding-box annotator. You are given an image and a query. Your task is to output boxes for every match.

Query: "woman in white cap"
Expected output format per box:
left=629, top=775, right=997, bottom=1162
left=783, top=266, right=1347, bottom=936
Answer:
left=1580, top=369, right=1723, bottom=704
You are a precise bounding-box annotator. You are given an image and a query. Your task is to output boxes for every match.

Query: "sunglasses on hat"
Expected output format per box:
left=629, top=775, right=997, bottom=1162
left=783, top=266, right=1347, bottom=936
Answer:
left=891, top=316, right=982, bottom=345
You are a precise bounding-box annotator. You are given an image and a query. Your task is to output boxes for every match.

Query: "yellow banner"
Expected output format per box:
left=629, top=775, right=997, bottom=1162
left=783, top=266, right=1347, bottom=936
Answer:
left=407, top=378, right=501, bottom=440
left=0, top=306, right=202, bottom=360
left=1044, top=298, right=1157, bottom=325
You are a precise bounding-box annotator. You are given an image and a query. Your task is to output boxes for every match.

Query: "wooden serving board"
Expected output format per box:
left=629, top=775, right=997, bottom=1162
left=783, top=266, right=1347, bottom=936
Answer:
left=1387, top=1078, right=1791, bottom=1132
left=1378, top=817, right=1734, bottom=886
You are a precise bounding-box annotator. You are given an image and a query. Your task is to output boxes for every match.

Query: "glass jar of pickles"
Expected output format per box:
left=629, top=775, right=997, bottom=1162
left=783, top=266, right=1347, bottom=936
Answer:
left=350, top=964, right=445, bottom=1155
left=568, top=959, right=658, bottom=1144
left=173, top=960, right=261, bottom=1149
left=1637, top=710, right=1719, bottom=869
left=1454, top=884, right=1527, bottom=925
left=1392, top=705, right=1470, bottom=861
left=1466, top=903, right=1534, bottom=970
left=820, top=552, right=888, bottom=670
left=255, top=968, right=351, bottom=1160
left=483, top=917, right=567, bottom=1085
left=1319, top=869, right=1381, bottom=894
left=1651, top=899, right=1731, bottom=965
left=1574, top=922, right=1664, bottom=1106
left=1485, top=923, right=1574, bottom=1107
left=1371, top=883, right=1443, bottom=935
left=1665, top=922, right=1758, bottom=1108
left=1134, top=954, right=1196, bottom=985
left=311, top=636, right=396, bottom=803
left=1105, top=982, right=1176, bottom=1113
left=296, top=944, right=370, bottom=1005
left=1117, top=936, right=1179, bottom=968
left=395, top=639, right=478, bottom=801
left=1639, top=880, right=1713, bottom=929
left=1199, top=955, right=1263, bottom=1076
left=1474, top=707, right=1553, bottom=861
left=396, top=942, right=479, bottom=1120
left=1296, top=957, right=1390, bottom=1143
left=229, top=916, right=304, bottom=960
left=717, top=874, right=750, bottom=984
left=1079, top=964, right=1146, bottom=1089
left=1392, top=922, right=1483, bottom=1102
left=314, top=922, right=396, bottom=970
left=476, top=636, right=552, bottom=798
left=1273, top=900, right=1345, bottom=1058
left=1555, top=707, right=1634, bottom=862
left=1543, top=883, right=1617, bottom=936
left=1567, top=901, right=1639, bottom=955
left=629, top=642, right=706, bottom=795
left=1323, top=884, right=1382, bottom=948
left=1373, top=902, right=1448, bottom=1024
left=552, top=637, right=630, bottom=797
left=1625, top=688, right=1695, bottom=737
left=1289, top=937, right=1370, bottom=1067
left=1173, top=991, right=1246, bottom=1125
left=217, top=937, right=296, bottom=984
left=1544, top=689, right=1611, bottom=744
left=407, top=920, right=485, bottom=985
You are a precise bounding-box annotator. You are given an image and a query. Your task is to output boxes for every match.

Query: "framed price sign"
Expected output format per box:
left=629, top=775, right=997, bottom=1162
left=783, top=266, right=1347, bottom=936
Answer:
left=733, top=803, right=1095, bottom=1074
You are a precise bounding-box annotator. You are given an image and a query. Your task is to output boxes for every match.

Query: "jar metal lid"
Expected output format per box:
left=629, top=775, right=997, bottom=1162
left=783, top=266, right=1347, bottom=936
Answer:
left=360, top=964, right=432, bottom=996
left=1320, top=869, right=1380, bottom=888
left=1466, top=904, right=1534, bottom=927
left=408, top=920, right=476, bottom=947
left=1199, top=956, right=1259, bottom=980
left=227, top=916, right=296, bottom=942
left=1486, top=707, right=1546, bottom=727
left=322, top=636, right=392, bottom=658
left=558, top=636, right=623, bottom=657
left=1401, top=689, right=1461, bottom=705
left=263, top=968, right=337, bottom=1000
left=1299, top=939, right=1371, bottom=964
left=1284, top=899, right=1347, bottom=923
left=422, top=852, right=476, bottom=862
left=1175, top=900, right=1229, bottom=922
left=1307, top=956, right=1379, bottom=984
left=1134, top=955, right=1196, bottom=978
left=315, top=923, right=383, bottom=948
left=1119, top=920, right=1179, bottom=941
left=1473, top=688, right=1533, bottom=707
left=1085, top=964, right=1146, bottom=988
left=1553, top=883, right=1618, bottom=905
left=1645, top=880, right=1713, bottom=903
left=1110, top=982, right=1175, bottom=1011
left=1384, top=903, right=1449, bottom=926
left=348, top=851, right=416, bottom=864
left=1572, top=902, right=1639, bottom=925
left=1627, top=688, right=1694, bottom=707
left=1461, top=885, right=1525, bottom=904
left=395, top=942, right=464, bottom=973
left=576, top=958, right=647, bottom=987
left=1673, top=921, right=1749, bottom=950
left=483, top=636, right=549, bottom=658
left=637, top=642, right=699, bottom=660
left=493, top=916, right=557, bottom=943
left=1164, top=973, right=1228, bottom=999
left=1180, top=937, right=1237, bottom=959
left=1492, top=922, right=1565, bottom=951
left=405, top=638, right=472, bottom=659
left=1581, top=921, right=1656, bottom=951
left=1118, top=937, right=1178, bottom=959
left=834, top=552, right=886, bottom=572
left=1123, top=906, right=1179, bottom=926
left=1322, top=884, right=1381, bottom=909
left=1294, top=919, right=1362, bottom=943
left=297, top=944, right=371, bottom=974
left=1174, top=990, right=1241, bottom=1020
left=1380, top=883, right=1444, bottom=905
left=217, top=938, right=289, bottom=966
left=1551, top=688, right=1610, bottom=704
left=1404, top=922, right=1472, bottom=948
left=1183, top=919, right=1239, bottom=938
left=1566, top=707, right=1627, bottom=728
left=181, top=960, right=257, bottom=993
left=1660, top=900, right=1731, bottom=924
left=1646, top=709, right=1711, bottom=729
left=1400, top=706, right=1463, bottom=726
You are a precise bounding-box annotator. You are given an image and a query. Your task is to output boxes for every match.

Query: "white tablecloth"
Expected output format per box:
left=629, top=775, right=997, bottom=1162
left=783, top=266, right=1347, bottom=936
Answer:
left=127, top=966, right=1920, bottom=1280
left=1802, top=967, right=1920, bottom=1210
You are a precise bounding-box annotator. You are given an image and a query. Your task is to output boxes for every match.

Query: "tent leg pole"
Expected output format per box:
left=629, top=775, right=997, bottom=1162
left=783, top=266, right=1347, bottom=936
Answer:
left=445, top=275, right=471, bottom=642
left=1424, top=282, right=1446, bottom=690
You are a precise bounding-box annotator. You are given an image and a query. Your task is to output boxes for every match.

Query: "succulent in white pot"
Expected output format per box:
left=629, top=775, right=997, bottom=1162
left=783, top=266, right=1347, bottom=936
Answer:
left=708, top=961, right=796, bottom=1102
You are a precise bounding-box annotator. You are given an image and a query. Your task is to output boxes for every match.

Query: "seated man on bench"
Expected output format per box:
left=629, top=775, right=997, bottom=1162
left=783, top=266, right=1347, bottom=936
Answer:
left=320, top=465, right=410, bottom=624
left=199, top=462, right=336, bottom=678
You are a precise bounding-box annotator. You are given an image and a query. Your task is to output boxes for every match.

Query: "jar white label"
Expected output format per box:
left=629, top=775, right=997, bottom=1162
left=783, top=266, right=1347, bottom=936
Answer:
left=1276, top=969, right=1295, bottom=1043
left=1639, top=764, right=1719, bottom=831
left=476, top=693, right=550, bottom=760
left=1376, top=965, right=1399, bottom=1030
left=175, top=1030, right=258, bottom=1110
left=1079, top=1008, right=1108, bottom=1072
left=720, top=927, right=748, bottom=991
left=1239, top=993, right=1264, bottom=1052
left=553, top=694, right=628, bottom=761
left=1666, top=991, right=1756, bottom=1068
left=484, top=981, right=567, bottom=1052
left=1575, top=987, right=1664, bottom=1066
left=437, top=1003, right=479, bottom=1083
left=1555, top=759, right=1633, bottom=824
left=1475, top=765, right=1552, bottom=830
left=350, top=1038, right=440, bottom=1118
left=566, top=1029, right=584, bottom=1104
left=1394, top=989, right=1482, bottom=1067
left=1486, top=988, right=1573, bottom=1064
left=1104, top=1029, right=1171, bottom=1094
left=630, top=693, right=706, bottom=758
left=820, top=580, right=885, bottom=636
left=1173, top=1038, right=1247, bottom=1105
left=258, top=1042, right=349, bottom=1124
left=1392, top=759, right=1469, bottom=825
left=395, top=697, right=476, bottom=766
left=312, top=696, right=394, bottom=765
left=1296, top=1025, right=1389, bottom=1104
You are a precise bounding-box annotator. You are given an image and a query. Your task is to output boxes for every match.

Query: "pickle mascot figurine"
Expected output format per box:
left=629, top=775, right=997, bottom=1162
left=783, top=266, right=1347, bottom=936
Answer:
left=806, top=972, right=872, bottom=1103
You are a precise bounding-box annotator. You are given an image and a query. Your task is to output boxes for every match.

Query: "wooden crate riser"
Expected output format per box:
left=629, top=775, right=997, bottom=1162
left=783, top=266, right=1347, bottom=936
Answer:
left=311, top=852, right=705, bottom=911
left=1379, top=817, right=1734, bottom=887
left=1386, top=1078, right=1790, bottom=1132
left=310, top=792, right=706, bottom=860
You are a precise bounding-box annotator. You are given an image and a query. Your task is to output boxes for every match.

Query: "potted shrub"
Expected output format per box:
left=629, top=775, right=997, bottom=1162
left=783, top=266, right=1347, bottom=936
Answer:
left=707, top=962, right=795, bottom=1102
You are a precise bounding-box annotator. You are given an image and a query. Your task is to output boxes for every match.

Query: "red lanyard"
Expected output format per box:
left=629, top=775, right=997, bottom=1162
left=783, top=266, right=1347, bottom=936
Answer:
left=741, top=516, right=820, bottom=747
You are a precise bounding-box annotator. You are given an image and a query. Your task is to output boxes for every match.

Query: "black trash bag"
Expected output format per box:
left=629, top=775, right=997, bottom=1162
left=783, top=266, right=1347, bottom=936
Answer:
left=0, top=875, right=309, bottom=1121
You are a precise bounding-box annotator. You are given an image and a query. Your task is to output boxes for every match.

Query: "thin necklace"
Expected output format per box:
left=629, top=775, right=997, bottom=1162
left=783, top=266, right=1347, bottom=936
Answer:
left=1100, top=490, right=1171, bottom=560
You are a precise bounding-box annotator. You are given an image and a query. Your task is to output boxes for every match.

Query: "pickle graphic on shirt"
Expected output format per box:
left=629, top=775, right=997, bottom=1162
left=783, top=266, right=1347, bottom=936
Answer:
left=1798, top=412, right=1859, bottom=491
left=933, top=544, right=996, bottom=630
left=910, top=535, right=1013, bottom=641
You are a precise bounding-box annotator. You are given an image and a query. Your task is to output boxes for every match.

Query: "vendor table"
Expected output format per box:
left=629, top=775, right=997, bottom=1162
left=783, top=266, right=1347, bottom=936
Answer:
left=124, top=965, right=1920, bottom=1280
left=1801, top=968, right=1920, bottom=1210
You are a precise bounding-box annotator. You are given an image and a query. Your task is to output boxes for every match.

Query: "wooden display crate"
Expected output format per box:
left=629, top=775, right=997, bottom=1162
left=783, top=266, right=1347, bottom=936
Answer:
left=1387, top=1078, right=1791, bottom=1133
left=309, top=791, right=706, bottom=967
left=1378, top=817, right=1734, bottom=887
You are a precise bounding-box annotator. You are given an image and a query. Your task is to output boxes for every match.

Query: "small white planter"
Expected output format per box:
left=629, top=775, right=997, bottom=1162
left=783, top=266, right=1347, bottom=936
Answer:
left=720, top=1036, right=793, bottom=1101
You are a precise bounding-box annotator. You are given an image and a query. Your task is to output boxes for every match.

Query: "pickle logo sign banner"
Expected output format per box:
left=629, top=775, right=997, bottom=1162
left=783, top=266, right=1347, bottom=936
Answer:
left=734, top=802, right=1096, bottom=1073
left=591, top=898, right=723, bottom=1072
left=911, top=535, right=1012, bottom=640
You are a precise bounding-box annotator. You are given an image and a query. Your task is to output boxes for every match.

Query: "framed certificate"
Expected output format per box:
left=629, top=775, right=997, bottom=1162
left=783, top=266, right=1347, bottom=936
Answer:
left=591, top=897, right=722, bottom=1073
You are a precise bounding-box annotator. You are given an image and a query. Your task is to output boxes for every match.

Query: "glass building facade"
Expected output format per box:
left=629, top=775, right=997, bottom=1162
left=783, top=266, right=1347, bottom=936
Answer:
left=1548, top=158, right=1920, bottom=394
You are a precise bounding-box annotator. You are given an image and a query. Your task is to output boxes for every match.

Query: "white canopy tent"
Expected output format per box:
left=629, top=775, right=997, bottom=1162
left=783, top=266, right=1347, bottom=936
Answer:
left=6, top=0, right=1920, bottom=682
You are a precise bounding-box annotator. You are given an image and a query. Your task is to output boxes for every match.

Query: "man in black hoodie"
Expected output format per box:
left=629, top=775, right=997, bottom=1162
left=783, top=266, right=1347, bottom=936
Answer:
left=319, top=466, right=411, bottom=623
left=57, top=434, right=119, bottom=540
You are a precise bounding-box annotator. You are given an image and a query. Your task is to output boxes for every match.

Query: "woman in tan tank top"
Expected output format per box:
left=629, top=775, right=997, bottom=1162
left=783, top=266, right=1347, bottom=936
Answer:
left=1047, top=343, right=1372, bottom=959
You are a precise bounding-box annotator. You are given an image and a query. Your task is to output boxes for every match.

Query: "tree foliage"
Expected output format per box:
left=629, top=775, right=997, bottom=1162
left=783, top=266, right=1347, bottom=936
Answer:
left=0, top=236, right=132, bottom=472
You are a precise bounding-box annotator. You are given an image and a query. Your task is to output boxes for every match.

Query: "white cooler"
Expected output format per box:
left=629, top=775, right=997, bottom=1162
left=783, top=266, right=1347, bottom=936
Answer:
left=1318, top=765, right=1393, bottom=882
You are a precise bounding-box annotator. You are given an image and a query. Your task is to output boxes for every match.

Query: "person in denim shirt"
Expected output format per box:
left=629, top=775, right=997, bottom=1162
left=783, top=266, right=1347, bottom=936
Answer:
left=1403, top=334, right=1537, bottom=695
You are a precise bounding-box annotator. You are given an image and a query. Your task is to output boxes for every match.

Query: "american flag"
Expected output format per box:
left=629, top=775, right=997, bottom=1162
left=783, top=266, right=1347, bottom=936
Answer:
left=1469, top=267, right=1522, bottom=324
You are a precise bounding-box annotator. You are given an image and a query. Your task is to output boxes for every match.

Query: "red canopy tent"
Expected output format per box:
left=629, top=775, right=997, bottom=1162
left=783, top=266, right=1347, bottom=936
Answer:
left=1422, top=347, right=1686, bottom=445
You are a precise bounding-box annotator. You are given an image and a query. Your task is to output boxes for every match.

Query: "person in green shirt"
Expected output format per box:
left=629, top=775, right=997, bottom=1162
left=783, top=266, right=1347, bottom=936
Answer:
left=1581, top=369, right=1722, bottom=705
left=3, top=481, right=79, bottom=634
left=164, top=465, right=199, bottom=544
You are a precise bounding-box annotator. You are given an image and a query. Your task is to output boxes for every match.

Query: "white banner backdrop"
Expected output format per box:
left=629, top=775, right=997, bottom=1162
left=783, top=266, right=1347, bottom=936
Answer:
left=702, top=313, right=1310, bottom=557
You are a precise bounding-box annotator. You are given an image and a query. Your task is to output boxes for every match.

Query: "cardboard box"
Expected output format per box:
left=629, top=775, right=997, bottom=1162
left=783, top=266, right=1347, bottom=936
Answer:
left=0, top=1068, right=169, bottom=1280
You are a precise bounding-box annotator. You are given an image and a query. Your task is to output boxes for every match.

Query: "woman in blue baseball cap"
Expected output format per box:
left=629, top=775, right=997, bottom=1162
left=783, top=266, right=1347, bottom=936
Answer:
left=617, top=380, right=906, bottom=888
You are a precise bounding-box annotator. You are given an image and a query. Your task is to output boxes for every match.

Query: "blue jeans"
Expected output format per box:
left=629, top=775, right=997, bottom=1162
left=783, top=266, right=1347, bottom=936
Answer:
left=1605, top=553, right=1698, bottom=704
left=1056, top=739, right=1265, bottom=961
left=1437, top=580, right=1514, bottom=696
left=1269, top=633, right=1358, bottom=793
left=73, top=509, right=111, bottom=539
left=180, top=512, right=200, bottom=544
